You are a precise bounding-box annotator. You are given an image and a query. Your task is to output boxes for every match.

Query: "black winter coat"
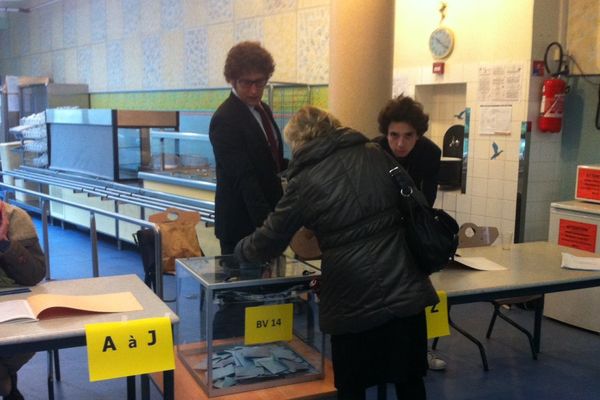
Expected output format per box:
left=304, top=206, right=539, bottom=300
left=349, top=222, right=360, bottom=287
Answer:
left=236, top=128, right=438, bottom=335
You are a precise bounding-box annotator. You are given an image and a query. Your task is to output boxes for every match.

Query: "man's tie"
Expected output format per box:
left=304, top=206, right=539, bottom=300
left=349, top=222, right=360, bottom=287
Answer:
left=255, top=105, right=282, bottom=171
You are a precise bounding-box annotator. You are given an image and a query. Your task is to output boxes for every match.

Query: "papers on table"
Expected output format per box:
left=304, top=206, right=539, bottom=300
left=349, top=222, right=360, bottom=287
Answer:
left=453, top=256, right=507, bottom=271
left=561, top=252, right=600, bottom=271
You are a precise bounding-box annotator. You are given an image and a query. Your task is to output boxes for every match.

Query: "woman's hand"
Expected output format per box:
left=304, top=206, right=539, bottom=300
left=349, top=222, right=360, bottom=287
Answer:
left=0, top=202, right=9, bottom=241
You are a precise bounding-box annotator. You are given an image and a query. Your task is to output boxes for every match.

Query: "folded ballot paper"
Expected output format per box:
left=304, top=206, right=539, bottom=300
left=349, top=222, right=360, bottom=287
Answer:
left=561, top=252, right=600, bottom=271
left=452, top=255, right=507, bottom=271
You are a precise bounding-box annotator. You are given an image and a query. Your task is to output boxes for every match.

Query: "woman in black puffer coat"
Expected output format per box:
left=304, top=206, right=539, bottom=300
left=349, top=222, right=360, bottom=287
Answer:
left=235, top=106, right=438, bottom=400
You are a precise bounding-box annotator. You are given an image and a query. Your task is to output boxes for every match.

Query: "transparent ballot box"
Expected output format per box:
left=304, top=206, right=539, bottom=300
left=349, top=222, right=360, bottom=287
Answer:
left=176, top=255, right=323, bottom=397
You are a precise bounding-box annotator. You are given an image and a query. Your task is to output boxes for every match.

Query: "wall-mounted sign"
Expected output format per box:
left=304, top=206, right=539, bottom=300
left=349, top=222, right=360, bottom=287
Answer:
left=558, top=219, right=598, bottom=253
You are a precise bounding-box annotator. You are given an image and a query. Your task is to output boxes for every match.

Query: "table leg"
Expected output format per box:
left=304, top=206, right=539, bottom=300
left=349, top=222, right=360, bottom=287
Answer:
left=53, top=350, right=61, bottom=381
left=46, top=351, right=55, bottom=400
left=141, top=374, right=150, bottom=400
left=449, top=315, right=489, bottom=371
left=127, top=376, right=136, bottom=400
left=377, top=383, right=387, bottom=399
left=163, top=370, right=174, bottom=400
left=533, top=294, right=545, bottom=354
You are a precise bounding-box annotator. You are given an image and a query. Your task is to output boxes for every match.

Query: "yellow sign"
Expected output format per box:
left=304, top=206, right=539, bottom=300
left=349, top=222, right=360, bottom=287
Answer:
left=244, top=303, right=293, bottom=345
left=425, top=290, right=450, bottom=339
left=85, top=317, right=175, bottom=382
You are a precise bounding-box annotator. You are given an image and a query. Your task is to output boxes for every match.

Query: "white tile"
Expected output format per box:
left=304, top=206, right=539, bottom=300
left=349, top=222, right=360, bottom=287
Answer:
left=473, top=138, right=490, bottom=160
left=265, top=13, right=297, bottom=82
left=297, top=7, right=329, bottom=84
left=471, top=195, right=487, bottom=216
left=485, top=216, right=503, bottom=232
left=456, top=194, right=471, bottom=214
left=470, top=214, right=487, bottom=227
left=471, top=158, right=489, bottom=178
left=442, top=191, right=457, bottom=212
left=503, top=160, right=519, bottom=182
left=487, top=178, right=504, bottom=199
left=502, top=199, right=517, bottom=221
left=502, top=179, right=518, bottom=201
left=471, top=177, right=488, bottom=197
left=485, top=198, right=503, bottom=220
left=455, top=212, right=470, bottom=226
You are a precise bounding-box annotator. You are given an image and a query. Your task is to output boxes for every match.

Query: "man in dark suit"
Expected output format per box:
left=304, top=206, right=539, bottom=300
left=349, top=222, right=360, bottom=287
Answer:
left=209, top=41, right=285, bottom=255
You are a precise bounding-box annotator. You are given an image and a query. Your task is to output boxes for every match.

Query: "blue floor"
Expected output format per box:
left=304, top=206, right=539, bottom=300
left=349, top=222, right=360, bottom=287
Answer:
left=14, top=216, right=600, bottom=399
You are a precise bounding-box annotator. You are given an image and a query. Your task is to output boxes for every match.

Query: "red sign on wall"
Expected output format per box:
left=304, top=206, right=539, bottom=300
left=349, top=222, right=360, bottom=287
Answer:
left=558, top=219, right=598, bottom=253
left=576, top=167, right=600, bottom=202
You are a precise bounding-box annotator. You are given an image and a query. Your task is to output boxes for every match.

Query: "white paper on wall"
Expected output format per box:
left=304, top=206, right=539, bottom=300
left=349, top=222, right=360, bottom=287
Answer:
left=479, top=104, right=512, bottom=135
left=392, top=72, right=411, bottom=97
left=478, top=64, right=522, bottom=102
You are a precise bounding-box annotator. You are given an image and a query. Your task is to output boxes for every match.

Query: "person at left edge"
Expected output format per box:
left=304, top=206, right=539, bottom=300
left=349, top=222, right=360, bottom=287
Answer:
left=0, top=200, right=46, bottom=400
left=209, top=41, right=287, bottom=255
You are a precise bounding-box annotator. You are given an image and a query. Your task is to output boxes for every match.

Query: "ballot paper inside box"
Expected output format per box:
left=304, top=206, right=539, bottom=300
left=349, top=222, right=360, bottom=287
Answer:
left=175, top=255, right=324, bottom=397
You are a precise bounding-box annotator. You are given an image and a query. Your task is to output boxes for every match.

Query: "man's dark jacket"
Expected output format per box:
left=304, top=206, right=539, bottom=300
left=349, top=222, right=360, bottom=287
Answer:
left=209, top=93, right=285, bottom=244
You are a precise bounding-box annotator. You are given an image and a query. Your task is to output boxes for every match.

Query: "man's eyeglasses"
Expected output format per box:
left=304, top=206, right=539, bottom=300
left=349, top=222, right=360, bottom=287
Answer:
left=237, top=78, right=268, bottom=89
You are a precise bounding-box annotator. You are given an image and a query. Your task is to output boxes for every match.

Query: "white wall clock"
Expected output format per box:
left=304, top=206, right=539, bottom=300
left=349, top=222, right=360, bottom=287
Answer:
left=429, top=27, right=455, bottom=59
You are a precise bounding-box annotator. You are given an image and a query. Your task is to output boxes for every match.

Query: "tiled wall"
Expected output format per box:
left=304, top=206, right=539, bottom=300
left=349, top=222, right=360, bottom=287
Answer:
left=0, top=0, right=331, bottom=92
left=394, top=61, right=527, bottom=236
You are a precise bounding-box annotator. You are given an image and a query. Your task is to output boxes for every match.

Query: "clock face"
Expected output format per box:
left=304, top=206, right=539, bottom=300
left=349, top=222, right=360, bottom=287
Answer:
left=429, top=27, right=454, bottom=59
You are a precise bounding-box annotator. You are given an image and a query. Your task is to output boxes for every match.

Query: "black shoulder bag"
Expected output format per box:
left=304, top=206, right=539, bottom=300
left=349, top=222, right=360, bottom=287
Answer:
left=389, top=165, right=459, bottom=274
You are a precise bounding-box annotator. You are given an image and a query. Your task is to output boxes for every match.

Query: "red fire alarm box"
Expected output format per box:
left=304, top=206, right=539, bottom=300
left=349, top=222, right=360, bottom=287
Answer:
left=432, top=62, right=445, bottom=75
left=575, top=165, right=600, bottom=204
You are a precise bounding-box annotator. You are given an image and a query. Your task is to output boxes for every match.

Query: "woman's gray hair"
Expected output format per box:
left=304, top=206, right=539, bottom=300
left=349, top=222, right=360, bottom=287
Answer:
left=284, top=106, right=342, bottom=150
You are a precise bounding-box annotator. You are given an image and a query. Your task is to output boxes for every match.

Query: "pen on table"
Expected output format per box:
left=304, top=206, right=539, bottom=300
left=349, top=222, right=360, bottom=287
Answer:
left=0, top=287, right=32, bottom=296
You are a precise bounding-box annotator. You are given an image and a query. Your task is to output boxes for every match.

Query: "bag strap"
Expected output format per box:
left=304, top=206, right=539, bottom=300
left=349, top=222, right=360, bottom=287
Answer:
left=380, top=149, right=430, bottom=210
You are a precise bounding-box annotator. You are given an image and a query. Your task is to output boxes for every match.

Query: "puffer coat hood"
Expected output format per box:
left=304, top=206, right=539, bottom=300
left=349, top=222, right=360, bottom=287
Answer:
left=237, top=128, right=438, bottom=335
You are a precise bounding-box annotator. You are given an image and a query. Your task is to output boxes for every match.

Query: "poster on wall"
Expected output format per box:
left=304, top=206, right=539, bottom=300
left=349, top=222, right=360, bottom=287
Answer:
left=478, top=64, right=522, bottom=102
left=479, top=104, right=512, bottom=135
left=392, top=72, right=411, bottom=97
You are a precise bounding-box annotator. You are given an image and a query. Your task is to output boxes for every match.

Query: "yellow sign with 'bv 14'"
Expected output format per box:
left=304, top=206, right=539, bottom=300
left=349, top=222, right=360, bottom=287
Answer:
left=85, top=316, right=174, bottom=381
left=245, top=303, right=294, bottom=345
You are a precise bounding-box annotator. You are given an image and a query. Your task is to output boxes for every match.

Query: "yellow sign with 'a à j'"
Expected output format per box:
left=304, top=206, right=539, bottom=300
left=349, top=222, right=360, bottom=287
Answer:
left=244, top=303, right=293, bottom=345
left=425, top=290, right=450, bottom=339
left=85, top=317, right=174, bottom=382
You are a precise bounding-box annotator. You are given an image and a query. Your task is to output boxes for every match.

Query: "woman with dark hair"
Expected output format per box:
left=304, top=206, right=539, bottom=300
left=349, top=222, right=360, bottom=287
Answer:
left=374, top=94, right=445, bottom=371
left=235, top=106, right=438, bottom=400
left=374, top=95, right=441, bottom=206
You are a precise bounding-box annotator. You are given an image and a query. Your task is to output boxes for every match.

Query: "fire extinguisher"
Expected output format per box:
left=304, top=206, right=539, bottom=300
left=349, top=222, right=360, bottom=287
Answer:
left=538, top=42, right=568, bottom=133
left=538, top=77, right=566, bottom=133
